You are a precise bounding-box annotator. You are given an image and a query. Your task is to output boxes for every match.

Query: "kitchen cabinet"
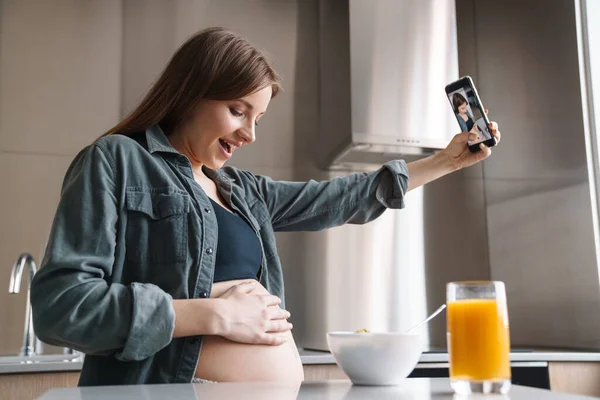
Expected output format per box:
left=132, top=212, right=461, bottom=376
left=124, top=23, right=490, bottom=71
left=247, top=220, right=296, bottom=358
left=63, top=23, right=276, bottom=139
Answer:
left=549, top=362, right=600, bottom=397
left=0, top=372, right=79, bottom=400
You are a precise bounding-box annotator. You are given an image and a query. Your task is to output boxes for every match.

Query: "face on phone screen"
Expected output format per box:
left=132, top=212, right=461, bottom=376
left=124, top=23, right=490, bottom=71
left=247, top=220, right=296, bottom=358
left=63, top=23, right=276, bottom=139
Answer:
left=447, top=87, right=492, bottom=145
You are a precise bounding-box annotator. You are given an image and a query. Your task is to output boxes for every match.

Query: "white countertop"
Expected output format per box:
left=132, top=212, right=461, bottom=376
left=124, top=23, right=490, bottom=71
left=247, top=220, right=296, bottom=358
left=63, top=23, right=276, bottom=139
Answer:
left=37, top=378, right=599, bottom=399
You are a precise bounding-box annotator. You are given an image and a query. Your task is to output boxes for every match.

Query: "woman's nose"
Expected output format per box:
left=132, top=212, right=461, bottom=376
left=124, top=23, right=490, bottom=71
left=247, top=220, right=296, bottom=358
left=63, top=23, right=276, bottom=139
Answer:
left=248, top=120, right=258, bottom=143
left=238, top=126, right=255, bottom=144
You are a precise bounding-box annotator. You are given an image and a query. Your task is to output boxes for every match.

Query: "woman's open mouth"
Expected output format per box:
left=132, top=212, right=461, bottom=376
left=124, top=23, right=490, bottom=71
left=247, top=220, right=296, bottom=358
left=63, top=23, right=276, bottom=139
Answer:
left=219, top=139, right=233, bottom=158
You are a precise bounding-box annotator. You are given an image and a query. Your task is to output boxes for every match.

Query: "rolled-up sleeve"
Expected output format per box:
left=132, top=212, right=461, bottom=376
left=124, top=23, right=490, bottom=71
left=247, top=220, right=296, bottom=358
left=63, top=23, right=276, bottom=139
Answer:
left=30, top=143, right=175, bottom=361
left=249, top=160, right=409, bottom=232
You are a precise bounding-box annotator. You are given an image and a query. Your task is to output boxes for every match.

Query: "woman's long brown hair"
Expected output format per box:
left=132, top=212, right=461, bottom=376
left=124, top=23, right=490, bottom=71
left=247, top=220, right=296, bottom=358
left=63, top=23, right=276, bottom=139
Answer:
left=452, top=92, right=468, bottom=113
left=100, top=27, right=280, bottom=138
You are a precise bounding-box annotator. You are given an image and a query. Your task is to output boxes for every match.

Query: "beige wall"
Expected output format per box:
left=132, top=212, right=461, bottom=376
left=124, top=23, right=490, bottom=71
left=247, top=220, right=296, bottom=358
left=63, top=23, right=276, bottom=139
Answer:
left=463, top=0, right=600, bottom=349
left=0, top=0, right=123, bottom=355
left=0, top=0, right=320, bottom=355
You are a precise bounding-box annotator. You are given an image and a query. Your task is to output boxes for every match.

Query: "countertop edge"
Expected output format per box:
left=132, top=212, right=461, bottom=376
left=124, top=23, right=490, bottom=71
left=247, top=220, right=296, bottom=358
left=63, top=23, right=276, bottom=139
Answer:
left=2, top=350, right=600, bottom=375
left=300, top=349, right=600, bottom=364
left=0, top=360, right=84, bottom=374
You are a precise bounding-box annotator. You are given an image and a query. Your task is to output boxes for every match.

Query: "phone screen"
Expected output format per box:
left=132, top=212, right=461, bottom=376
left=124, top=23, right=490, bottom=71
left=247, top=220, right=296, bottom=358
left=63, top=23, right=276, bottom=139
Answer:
left=447, top=85, right=492, bottom=146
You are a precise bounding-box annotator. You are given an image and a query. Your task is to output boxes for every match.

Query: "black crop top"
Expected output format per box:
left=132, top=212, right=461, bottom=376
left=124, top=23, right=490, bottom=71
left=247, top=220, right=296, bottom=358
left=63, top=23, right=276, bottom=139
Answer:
left=209, top=198, right=262, bottom=282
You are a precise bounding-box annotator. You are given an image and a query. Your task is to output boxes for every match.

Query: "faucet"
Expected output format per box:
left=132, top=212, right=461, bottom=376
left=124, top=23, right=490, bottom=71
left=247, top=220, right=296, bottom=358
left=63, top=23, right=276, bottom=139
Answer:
left=8, top=253, right=38, bottom=357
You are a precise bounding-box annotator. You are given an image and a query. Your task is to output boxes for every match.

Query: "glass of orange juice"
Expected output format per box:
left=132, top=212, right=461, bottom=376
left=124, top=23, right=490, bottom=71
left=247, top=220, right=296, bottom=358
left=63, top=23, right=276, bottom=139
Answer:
left=447, top=281, right=511, bottom=395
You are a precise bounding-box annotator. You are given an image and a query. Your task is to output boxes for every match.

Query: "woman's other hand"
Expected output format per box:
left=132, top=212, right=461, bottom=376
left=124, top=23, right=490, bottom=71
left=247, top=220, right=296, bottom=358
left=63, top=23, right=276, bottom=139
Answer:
left=443, top=114, right=501, bottom=171
left=215, top=281, right=292, bottom=346
left=406, top=112, right=500, bottom=191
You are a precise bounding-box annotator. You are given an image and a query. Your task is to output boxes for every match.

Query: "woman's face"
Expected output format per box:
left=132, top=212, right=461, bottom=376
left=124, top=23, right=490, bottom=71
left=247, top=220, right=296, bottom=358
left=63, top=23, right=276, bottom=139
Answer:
left=170, top=85, right=272, bottom=170
left=458, top=103, right=468, bottom=115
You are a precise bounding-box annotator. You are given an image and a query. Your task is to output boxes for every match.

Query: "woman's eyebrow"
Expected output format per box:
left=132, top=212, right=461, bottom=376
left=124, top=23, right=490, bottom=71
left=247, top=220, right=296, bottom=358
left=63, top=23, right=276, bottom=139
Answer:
left=235, top=99, right=266, bottom=116
left=235, top=99, right=254, bottom=110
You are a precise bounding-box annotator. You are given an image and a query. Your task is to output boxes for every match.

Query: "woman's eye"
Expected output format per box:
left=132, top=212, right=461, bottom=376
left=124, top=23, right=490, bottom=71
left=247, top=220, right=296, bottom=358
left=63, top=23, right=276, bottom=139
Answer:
left=229, top=107, right=243, bottom=117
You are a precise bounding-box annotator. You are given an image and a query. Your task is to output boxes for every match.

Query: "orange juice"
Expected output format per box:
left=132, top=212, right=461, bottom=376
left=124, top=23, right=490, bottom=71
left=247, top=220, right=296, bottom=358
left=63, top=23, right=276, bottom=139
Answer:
left=447, top=299, right=511, bottom=381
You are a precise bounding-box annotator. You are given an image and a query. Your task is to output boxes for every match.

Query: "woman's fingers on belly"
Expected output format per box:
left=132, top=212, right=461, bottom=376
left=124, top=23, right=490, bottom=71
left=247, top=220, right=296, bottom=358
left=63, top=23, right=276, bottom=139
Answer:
left=256, top=333, right=289, bottom=346
left=254, top=294, right=282, bottom=307
left=265, top=319, right=293, bottom=334
left=268, top=306, right=291, bottom=321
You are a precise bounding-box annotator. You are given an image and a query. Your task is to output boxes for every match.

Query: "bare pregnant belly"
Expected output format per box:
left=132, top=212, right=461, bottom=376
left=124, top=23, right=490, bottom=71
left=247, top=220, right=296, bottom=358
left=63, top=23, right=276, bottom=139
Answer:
left=194, top=279, right=304, bottom=382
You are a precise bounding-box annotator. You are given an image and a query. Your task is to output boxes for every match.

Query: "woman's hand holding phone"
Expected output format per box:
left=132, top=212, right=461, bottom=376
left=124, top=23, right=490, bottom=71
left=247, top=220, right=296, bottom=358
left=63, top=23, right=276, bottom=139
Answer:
left=405, top=110, right=500, bottom=192
left=442, top=112, right=501, bottom=171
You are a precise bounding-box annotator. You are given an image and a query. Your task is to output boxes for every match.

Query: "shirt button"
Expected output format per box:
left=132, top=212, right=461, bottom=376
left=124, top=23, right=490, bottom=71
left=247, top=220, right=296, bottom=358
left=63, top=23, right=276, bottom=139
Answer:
left=204, top=207, right=211, bottom=213
left=199, top=292, right=208, bottom=298
left=205, top=248, right=213, bottom=255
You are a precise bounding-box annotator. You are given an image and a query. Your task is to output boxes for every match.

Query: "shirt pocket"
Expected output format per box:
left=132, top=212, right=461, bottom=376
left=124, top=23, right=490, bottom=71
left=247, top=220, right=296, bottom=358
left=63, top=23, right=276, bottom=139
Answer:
left=250, top=200, right=276, bottom=260
left=125, top=189, right=191, bottom=265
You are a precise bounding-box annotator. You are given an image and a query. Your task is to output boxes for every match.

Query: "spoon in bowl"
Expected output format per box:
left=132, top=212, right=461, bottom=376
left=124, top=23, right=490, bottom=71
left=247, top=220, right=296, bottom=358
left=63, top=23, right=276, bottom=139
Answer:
left=406, top=304, right=447, bottom=333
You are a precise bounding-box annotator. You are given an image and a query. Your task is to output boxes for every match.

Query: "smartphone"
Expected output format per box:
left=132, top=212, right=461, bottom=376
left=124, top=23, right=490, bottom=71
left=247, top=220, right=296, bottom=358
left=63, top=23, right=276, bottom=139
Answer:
left=445, top=76, right=496, bottom=152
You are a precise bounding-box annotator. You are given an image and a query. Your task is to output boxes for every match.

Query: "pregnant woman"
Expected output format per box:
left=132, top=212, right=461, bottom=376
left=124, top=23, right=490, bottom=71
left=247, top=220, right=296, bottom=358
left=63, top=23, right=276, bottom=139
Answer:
left=30, top=27, right=500, bottom=386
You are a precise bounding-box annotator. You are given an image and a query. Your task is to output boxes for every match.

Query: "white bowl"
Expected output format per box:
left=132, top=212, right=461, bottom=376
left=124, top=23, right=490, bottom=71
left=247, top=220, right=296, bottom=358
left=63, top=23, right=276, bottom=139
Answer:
left=326, top=331, right=423, bottom=386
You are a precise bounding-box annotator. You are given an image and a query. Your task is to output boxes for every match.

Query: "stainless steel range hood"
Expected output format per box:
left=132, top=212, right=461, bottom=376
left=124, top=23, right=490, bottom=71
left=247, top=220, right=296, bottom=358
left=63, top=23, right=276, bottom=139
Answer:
left=317, top=0, right=459, bottom=171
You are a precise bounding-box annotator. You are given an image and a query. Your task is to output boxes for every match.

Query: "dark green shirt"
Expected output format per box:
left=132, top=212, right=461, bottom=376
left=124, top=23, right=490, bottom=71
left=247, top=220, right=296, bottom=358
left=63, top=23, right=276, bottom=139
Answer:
left=30, top=125, right=409, bottom=386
